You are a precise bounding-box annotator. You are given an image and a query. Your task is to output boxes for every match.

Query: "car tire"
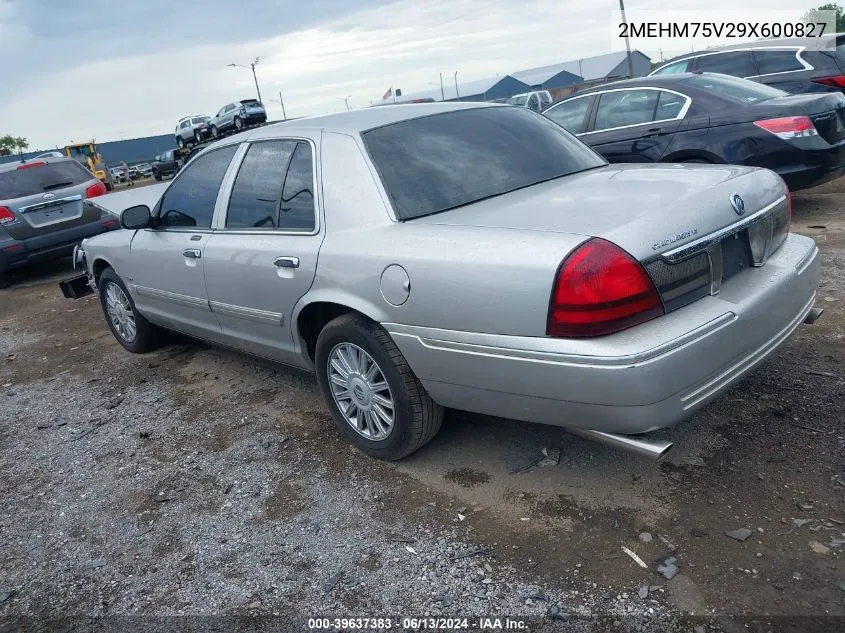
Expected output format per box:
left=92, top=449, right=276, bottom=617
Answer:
left=315, top=313, right=443, bottom=461
left=98, top=268, right=166, bottom=354
left=0, top=274, right=10, bottom=290
left=194, top=130, right=203, bottom=144
left=234, top=116, right=243, bottom=131
left=210, top=125, right=219, bottom=139
left=153, top=171, right=162, bottom=181
left=177, top=137, right=185, bottom=149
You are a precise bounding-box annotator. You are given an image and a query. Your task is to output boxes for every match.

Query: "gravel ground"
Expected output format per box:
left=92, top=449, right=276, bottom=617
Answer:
left=1, top=182, right=844, bottom=633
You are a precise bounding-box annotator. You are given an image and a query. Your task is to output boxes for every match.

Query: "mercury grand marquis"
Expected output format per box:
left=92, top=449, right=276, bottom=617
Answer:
left=59, top=102, right=823, bottom=460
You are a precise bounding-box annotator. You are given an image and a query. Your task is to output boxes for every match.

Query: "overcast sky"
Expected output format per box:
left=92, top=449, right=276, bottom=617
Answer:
left=0, top=0, right=821, bottom=148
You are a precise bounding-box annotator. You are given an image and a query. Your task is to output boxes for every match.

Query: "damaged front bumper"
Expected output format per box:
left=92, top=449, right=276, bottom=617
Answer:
left=59, top=244, right=95, bottom=299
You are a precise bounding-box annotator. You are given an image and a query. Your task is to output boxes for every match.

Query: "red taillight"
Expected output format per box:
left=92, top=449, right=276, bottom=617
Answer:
left=753, top=116, right=818, bottom=140
left=16, top=161, right=45, bottom=170
left=547, top=238, right=664, bottom=338
left=0, top=206, right=16, bottom=225
left=812, top=74, right=845, bottom=88
left=85, top=182, right=108, bottom=199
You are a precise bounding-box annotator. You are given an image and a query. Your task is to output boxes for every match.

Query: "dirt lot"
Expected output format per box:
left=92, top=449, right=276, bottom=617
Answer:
left=0, top=180, right=843, bottom=632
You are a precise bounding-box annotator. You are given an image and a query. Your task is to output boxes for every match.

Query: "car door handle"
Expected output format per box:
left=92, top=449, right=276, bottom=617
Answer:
left=274, top=256, right=299, bottom=269
left=643, top=127, right=661, bottom=137
left=183, top=249, right=202, bottom=259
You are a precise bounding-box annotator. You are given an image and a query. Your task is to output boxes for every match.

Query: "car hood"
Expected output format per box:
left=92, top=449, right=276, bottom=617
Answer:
left=84, top=183, right=168, bottom=216
left=410, top=163, right=786, bottom=260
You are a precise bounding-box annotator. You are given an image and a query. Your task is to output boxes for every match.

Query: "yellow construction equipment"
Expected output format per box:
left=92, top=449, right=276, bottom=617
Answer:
left=64, top=141, right=114, bottom=191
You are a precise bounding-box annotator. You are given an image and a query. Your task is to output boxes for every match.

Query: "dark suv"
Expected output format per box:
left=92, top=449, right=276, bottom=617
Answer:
left=152, top=150, right=182, bottom=181
left=0, top=158, right=118, bottom=288
left=650, top=35, right=845, bottom=94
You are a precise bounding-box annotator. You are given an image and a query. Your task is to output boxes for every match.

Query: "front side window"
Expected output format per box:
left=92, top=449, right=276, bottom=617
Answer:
left=594, top=90, right=659, bottom=131
left=226, top=140, right=297, bottom=229
left=157, top=145, right=238, bottom=228
left=652, top=59, right=690, bottom=75
left=544, top=96, right=592, bottom=134
left=363, top=107, right=605, bottom=220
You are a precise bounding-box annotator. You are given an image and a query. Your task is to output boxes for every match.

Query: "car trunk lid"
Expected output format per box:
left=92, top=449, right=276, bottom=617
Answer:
left=744, top=92, right=845, bottom=144
left=411, top=163, right=784, bottom=261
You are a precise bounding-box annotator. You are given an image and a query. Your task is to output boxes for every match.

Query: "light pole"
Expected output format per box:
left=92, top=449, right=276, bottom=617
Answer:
left=270, top=91, right=287, bottom=121
left=341, top=95, right=352, bottom=110
left=228, top=57, right=263, bottom=103
left=618, top=0, right=635, bottom=78
left=439, top=72, right=445, bottom=100
left=454, top=71, right=460, bottom=102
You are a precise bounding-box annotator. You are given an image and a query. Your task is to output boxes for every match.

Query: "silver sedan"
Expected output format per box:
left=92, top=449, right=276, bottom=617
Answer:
left=61, top=102, right=823, bottom=460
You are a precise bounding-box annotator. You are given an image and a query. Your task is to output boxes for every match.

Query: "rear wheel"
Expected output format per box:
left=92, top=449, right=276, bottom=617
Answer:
left=234, top=116, right=243, bottom=131
left=176, top=136, right=185, bottom=149
left=194, top=130, right=203, bottom=144
left=315, top=313, right=443, bottom=461
left=98, top=268, right=166, bottom=353
left=210, top=125, right=219, bottom=139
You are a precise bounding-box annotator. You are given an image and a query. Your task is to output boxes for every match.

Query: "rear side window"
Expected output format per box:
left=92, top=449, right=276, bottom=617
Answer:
left=594, top=90, right=659, bottom=130
left=158, top=145, right=238, bottom=228
left=752, top=50, right=805, bottom=75
left=694, top=51, right=758, bottom=77
left=363, top=107, right=605, bottom=220
left=652, top=59, right=691, bottom=75
left=0, top=161, right=93, bottom=199
left=544, top=96, right=592, bottom=134
left=681, top=73, right=787, bottom=103
left=655, top=90, right=686, bottom=119
left=279, top=142, right=316, bottom=231
left=226, top=140, right=297, bottom=229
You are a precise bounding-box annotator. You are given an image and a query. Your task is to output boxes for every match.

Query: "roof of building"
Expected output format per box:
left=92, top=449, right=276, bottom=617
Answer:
left=393, top=75, right=528, bottom=103
left=513, top=50, right=651, bottom=83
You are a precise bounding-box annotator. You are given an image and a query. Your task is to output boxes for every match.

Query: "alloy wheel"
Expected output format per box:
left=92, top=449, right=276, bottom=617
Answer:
left=327, top=343, right=395, bottom=441
left=105, top=282, right=137, bottom=343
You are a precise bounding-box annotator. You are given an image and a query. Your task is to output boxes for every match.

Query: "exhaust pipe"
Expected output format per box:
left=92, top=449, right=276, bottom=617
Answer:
left=804, top=307, right=823, bottom=325
left=568, top=428, right=673, bottom=461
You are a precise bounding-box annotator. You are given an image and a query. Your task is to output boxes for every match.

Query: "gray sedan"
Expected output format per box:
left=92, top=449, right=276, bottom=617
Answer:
left=60, top=102, right=822, bottom=460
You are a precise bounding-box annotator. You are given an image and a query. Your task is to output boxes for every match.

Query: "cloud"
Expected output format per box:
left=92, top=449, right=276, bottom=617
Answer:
left=0, top=0, right=822, bottom=148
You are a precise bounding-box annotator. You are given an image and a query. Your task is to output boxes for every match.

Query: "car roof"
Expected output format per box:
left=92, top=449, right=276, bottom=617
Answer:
left=652, top=33, right=845, bottom=72
left=0, top=156, right=80, bottom=174
left=558, top=72, right=710, bottom=99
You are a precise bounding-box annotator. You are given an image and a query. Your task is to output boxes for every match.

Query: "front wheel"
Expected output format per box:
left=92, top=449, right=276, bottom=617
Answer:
left=210, top=125, right=219, bottom=139
left=315, top=314, right=443, bottom=460
left=234, top=116, right=243, bottom=131
left=98, top=268, right=166, bottom=353
left=194, top=130, right=203, bottom=144
left=176, top=136, right=185, bottom=149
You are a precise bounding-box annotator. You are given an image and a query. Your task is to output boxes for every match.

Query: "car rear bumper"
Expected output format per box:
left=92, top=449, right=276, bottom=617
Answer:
left=754, top=137, right=845, bottom=190
left=243, top=112, right=267, bottom=124
left=0, top=217, right=119, bottom=273
left=385, top=233, right=821, bottom=434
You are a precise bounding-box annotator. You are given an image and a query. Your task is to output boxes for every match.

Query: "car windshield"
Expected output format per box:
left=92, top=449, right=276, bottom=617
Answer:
left=0, top=161, right=92, bottom=199
left=362, top=107, right=606, bottom=220
left=680, top=72, right=788, bottom=103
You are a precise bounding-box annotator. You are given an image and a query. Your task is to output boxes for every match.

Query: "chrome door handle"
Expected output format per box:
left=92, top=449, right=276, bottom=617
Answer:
left=274, top=256, right=300, bottom=269
left=183, top=249, right=202, bottom=259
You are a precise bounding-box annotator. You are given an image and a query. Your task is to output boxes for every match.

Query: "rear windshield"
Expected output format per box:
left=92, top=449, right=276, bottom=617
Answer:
left=240, top=99, right=259, bottom=105
left=680, top=73, right=788, bottom=103
left=362, top=107, right=606, bottom=220
left=0, top=161, right=93, bottom=199
left=191, top=117, right=208, bottom=124
left=508, top=95, right=528, bottom=106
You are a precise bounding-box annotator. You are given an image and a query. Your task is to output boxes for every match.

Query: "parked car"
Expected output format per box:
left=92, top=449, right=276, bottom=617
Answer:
left=109, top=167, right=127, bottom=183
left=175, top=116, right=212, bottom=149
left=35, top=151, right=65, bottom=159
left=135, top=163, right=154, bottom=178
left=151, top=150, right=182, bottom=181
left=127, top=166, right=139, bottom=180
left=543, top=72, right=845, bottom=190
left=507, top=90, right=553, bottom=112
left=60, top=103, right=821, bottom=461
left=0, top=157, right=118, bottom=288
left=209, top=99, right=267, bottom=138
left=650, top=35, right=845, bottom=95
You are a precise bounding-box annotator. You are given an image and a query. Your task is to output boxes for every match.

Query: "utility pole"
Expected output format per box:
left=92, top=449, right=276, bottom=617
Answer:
left=439, top=72, right=445, bottom=101
left=278, top=91, right=287, bottom=120
left=343, top=96, right=351, bottom=111
left=618, top=0, right=635, bottom=78
left=454, top=71, right=460, bottom=101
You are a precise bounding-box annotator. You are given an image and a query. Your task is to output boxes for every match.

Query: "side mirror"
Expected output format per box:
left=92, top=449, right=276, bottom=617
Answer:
left=120, top=204, right=152, bottom=230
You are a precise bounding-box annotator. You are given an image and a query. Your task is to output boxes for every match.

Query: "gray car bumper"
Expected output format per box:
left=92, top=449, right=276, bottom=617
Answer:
left=386, top=233, right=821, bottom=434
